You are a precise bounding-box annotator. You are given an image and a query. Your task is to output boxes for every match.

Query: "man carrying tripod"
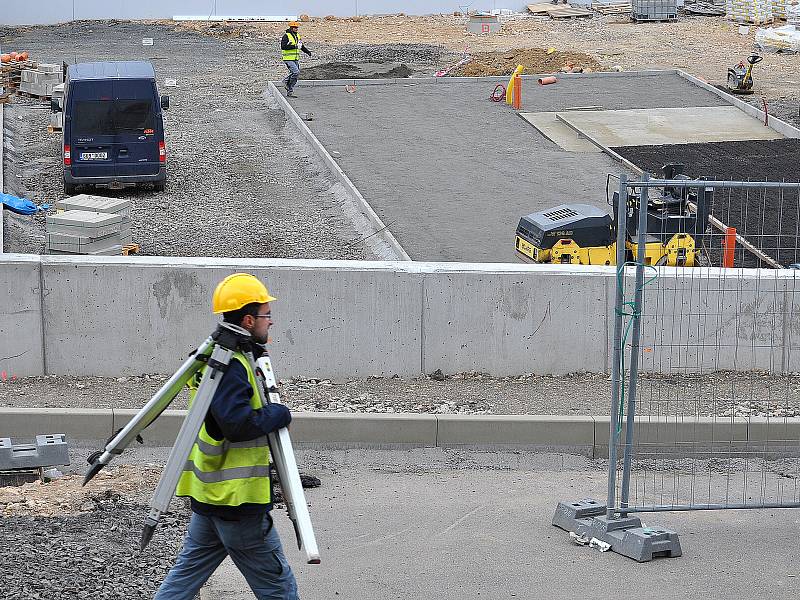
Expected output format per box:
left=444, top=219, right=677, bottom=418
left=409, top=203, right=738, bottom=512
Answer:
left=154, top=273, right=300, bottom=600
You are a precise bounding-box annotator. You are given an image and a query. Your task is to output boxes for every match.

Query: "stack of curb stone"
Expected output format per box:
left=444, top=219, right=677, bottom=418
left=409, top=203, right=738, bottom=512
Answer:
left=19, top=63, right=63, bottom=98
left=47, top=195, right=132, bottom=255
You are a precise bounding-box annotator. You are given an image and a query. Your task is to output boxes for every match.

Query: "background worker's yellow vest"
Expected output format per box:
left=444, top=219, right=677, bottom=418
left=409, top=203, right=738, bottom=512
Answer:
left=282, top=31, right=301, bottom=60
left=175, top=352, right=272, bottom=506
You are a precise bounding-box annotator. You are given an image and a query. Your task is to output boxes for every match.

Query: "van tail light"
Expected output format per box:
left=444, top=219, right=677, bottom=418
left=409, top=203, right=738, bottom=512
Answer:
left=159, top=141, right=166, bottom=163
left=64, top=145, right=71, bottom=166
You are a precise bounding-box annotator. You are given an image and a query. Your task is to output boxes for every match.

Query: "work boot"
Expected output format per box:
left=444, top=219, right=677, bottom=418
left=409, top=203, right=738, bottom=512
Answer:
left=286, top=91, right=298, bottom=98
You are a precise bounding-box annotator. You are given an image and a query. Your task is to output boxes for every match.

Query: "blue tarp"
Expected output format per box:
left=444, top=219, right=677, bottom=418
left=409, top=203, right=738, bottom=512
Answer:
left=0, top=193, right=50, bottom=215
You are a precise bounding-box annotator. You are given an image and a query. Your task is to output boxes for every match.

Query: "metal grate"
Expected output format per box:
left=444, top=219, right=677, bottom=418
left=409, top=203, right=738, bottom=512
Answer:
left=543, top=207, right=579, bottom=221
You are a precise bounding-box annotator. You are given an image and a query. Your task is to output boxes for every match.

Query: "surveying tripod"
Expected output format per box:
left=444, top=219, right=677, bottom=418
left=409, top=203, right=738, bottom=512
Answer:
left=83, top=322, right=321, bottom=564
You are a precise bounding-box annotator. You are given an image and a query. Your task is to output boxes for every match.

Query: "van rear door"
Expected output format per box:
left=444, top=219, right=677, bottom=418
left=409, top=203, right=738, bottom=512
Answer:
left=113, top=79, right=160, bottom=178
left=69, top=80, right=115, bottom=180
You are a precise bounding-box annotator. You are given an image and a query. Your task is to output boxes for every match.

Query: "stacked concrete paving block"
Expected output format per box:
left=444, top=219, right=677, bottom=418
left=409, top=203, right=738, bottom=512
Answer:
left=49, top=82, right=64, bottom=131
left=19, top=63, right=63, bottom=98
left=46, top=195, right=133, bottom=255
left=726, top=0, right=773, bottom=22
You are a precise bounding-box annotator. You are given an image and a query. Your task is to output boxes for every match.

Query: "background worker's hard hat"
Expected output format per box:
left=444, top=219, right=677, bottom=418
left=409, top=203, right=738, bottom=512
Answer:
left=212, top=273, right=276, bottom=314
left=288, top=21, right=300, bottom=27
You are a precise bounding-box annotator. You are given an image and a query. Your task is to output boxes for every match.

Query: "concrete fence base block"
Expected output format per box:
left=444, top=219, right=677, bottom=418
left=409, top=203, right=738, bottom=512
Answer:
left=553, top=500, right=682, bottom=562
left=0, top=433, right=70, bottom=469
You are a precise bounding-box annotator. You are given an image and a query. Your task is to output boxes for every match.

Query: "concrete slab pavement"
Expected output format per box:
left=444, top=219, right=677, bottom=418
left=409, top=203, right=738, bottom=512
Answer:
left=557, top=106, right=783, bottom=147
left=518, top=111, right=603, bottom=153
left=197, top=448, right=800, bottom=600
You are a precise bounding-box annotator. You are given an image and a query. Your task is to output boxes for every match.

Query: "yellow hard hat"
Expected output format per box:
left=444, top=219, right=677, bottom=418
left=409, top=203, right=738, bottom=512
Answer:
left=288, top=21, right=300, bottom=27
left=212, top=273, right=276, bottom=314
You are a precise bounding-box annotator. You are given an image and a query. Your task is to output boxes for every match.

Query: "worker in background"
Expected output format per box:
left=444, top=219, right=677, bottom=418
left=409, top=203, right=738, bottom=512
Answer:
left=154, top=273, right=299, bottom=600
left=281, top=20, right=312, bottom=98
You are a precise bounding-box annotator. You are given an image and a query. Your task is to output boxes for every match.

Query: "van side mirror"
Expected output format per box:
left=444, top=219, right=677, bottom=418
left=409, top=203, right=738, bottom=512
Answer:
left=50, top=98, right=61, bottom=113
left=161, top=95, right=170, bottom=110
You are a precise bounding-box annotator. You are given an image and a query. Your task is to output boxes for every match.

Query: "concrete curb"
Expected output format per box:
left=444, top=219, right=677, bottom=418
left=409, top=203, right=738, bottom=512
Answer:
left=266, top=80, right=411, bottom=262
left=2, top=409, right=799, bottom=457
left=289, top=70, right=686, bottom=88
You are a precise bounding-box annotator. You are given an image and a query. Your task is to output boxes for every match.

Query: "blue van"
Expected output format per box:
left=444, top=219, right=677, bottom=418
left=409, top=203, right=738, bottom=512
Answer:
left=61, top=61, right=169, bottom=194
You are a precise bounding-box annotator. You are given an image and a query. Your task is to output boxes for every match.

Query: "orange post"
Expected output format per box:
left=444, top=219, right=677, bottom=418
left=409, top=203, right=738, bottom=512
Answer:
left=722, top=227, right=736, bottom=268
left=512, top=73, right=521, bottom=110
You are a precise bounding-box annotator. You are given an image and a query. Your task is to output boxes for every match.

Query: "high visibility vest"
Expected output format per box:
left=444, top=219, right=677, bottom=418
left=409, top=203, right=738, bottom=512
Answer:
left=175, top=352, right=272, bottom=507
left=282, top=31, right=301, bottom=61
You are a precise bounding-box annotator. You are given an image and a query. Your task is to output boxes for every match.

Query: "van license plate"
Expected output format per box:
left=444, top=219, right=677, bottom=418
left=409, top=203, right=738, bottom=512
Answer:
left=80, top=152, right=108, bottom=160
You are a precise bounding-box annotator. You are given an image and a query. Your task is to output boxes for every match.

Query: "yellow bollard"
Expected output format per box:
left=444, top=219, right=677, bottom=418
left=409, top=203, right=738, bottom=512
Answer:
left=506, top=64, right=524, bottom=105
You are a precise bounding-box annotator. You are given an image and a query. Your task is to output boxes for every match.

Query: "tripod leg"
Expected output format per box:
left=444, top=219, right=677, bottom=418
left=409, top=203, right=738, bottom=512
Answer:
left=140, top=342, right=237, bottom=550
left=252, top=354, right=321, bottom=564
left=82, top=336, right=215, bottom=486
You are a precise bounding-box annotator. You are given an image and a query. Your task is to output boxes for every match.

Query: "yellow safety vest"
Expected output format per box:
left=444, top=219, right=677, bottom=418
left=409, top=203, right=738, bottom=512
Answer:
left=282, top=31, right=301, bottom=61
left=175, top=352, right=272, bottom=506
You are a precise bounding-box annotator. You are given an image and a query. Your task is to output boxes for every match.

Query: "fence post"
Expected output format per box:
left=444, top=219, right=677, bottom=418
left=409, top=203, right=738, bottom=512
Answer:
left=723, top=226, right=737, bottom=268
left=619, top=173, right=650, bottom=513
left=512, top=74, right=522, bottom=110
left=606, top=174, right=629, bottom=519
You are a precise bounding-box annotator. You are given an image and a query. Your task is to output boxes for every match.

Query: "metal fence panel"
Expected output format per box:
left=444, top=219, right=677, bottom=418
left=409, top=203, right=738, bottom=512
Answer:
left=609, top=177, right=800, bottom=515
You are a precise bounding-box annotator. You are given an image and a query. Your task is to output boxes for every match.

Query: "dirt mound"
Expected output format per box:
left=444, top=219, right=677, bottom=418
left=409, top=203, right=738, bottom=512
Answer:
left=451, top=48, right=602, bottom=77
left=301, top=61, right=413, bottom=80
left=0, top=465, right=160, bottom=517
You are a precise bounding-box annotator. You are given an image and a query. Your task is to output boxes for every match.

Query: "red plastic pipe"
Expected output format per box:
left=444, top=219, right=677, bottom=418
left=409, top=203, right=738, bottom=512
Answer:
left=538, top=76, right=557, bottom=85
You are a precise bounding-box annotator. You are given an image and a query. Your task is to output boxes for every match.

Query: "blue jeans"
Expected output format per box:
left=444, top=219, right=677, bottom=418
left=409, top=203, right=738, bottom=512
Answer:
left=154, top=511, right=299, bottom=600
left=283, top=60, right=300, bottom=92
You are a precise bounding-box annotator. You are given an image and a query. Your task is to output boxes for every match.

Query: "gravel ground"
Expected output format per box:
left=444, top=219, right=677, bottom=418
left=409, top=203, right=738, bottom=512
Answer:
left=3, top=370, right=800, bottom=417
left=1, top=22, right=424, bottom=259
left=0, top=492, right=190, bottom=600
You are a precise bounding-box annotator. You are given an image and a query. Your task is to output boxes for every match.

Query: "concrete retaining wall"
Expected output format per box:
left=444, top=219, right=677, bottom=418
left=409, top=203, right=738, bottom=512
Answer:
left=0, top=254, right=797, bottom=378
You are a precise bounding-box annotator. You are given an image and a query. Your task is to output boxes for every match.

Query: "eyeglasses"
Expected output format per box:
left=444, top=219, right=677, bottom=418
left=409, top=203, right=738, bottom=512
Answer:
left=253, top=313, right=272, bottom=320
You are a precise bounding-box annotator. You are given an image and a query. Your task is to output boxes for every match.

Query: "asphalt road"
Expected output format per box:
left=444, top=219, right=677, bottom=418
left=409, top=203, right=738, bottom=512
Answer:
left=194, top=447, right=800, bottom=600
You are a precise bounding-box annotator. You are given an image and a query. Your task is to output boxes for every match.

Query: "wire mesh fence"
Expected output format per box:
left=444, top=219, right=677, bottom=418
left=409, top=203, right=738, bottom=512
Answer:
left=608, top=175, right=800, bottom=516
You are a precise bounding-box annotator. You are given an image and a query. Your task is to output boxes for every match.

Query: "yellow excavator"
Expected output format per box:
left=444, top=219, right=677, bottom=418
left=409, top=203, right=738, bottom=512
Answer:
left=515, top=165, right=710, bottom=267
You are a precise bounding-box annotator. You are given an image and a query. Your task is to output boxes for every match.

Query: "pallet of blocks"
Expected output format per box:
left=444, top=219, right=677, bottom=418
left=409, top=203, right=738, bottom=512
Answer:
left=725, top=0, right=773, bottom=23
left=47, top=195, right=133, bottom=255
left=592, top=2, right=633, bottom=13
left=0, top=56, right=39, bottom=96
left=19, top=63, right=63, bottom=99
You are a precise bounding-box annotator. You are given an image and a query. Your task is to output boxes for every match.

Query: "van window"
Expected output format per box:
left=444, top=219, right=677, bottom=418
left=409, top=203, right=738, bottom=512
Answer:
left=72, top=99, right=155, bottom=135
left=114, top=100, right=155, bottom=131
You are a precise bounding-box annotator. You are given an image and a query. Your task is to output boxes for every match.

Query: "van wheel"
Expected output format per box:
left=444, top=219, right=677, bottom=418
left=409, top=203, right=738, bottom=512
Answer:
left=64, top=182, right=77, bottom=195
left=153, top=181, right=166, bottom=192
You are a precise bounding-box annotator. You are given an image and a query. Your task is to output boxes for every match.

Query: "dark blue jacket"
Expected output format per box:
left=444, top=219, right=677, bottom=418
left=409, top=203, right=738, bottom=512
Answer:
left=191, top=357, right=292, bottom=519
